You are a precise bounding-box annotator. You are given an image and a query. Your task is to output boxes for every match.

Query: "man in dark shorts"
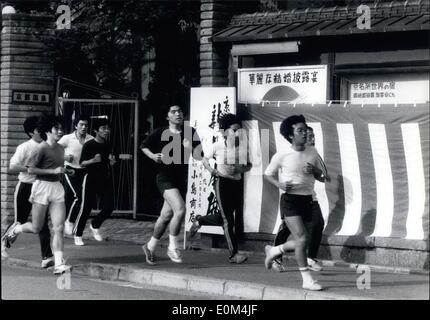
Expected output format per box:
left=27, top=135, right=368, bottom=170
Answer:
left=271, top=126, right=329, bottom=272
left=141, top=105, right=202, bottom=264
left=76, top=118, right=116, bottom=245
left=263, top=115, right=326, bottom=291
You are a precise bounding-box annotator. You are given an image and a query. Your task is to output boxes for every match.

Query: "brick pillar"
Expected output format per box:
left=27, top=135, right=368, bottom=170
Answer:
left=1, top=13, right=55, bottom=227
left=199, top=0, right=237, bottom=87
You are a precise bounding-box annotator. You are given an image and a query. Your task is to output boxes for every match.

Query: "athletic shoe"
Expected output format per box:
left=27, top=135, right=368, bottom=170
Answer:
left=272, top=258, right=288, bottom=272
left=229, top=253, right=248, bottom=264
left=41, top=256, right=55, bottom=269
left=64, top=221, right=74, bottom=236
left=142, top=244, right=156, bottom=265
left=188, top=219, right=201, bottom=238
left=90, top=225, right=103, bottom=241
left=302, top=280, right=323, bottom=291
left=307, top=258, right=323, bottom=271
left=53, top=263, right=72, bottom=275
left=2, top=221, right=21, bottom=245
left=74, top=236, right=85, bottom=246
left=167, top=248, right=183, bottom=263
left=264, top=245, right=274, bottom=269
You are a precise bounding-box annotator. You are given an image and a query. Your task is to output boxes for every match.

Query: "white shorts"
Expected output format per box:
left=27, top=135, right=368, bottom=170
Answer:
left=29, top=180, right=65, bottom=205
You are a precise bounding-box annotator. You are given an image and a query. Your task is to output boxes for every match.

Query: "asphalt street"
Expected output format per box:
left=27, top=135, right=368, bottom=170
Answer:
left=1, top=264, right=234, bottom=300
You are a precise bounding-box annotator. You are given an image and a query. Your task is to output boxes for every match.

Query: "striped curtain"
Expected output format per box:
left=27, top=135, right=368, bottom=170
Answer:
left=238, top=103, right=429, bottom=240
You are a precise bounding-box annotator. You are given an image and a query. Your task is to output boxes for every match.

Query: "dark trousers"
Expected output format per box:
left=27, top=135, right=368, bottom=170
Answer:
left=198, top=177, right=243, bottom=258
left=273, top=201, right=324, bottom=259
left=74, top=174, right=114, bottom=237
left=14, top=181, right=52, bottom=259
left=64, top=166, right=86, bottom=224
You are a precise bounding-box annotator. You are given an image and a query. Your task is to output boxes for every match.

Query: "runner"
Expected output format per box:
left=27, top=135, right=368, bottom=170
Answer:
left=189, top=113, right=251, bottom=264
left=1, top=114, right=72, bottom=275
left=58, top=114, right=93, bottom=237
left=1, top=116, right=53, bottom=268
left=141, top=105, right=202, bottom=264
left=74, top=118, right=116, bottom=246
left=271, top=126, right=329, bottom=272
left=263, top=115, right=325, bottom=291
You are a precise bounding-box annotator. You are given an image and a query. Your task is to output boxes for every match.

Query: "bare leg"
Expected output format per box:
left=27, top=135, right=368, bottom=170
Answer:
left=49, top=202, right=66, bottom=253
left=162, top=188, right=185, bottom=237
left=20, top=203, right=48, bottom=234
left=153, top=200, right=173, bottom=239
left=282, top=216, right=308, bottom=268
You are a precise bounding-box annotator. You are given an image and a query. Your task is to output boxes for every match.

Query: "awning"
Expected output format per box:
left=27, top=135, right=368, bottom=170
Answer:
left=212, top=1, right=430, bottom=43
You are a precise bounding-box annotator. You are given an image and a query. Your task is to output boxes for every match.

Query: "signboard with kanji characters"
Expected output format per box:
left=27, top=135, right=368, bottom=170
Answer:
left=348, top=73, right=429, bottom=104
left=237, top=65, right=328, bottom=104
left=12, top=90, right=51, bottom=105
left=185, top=88, right=236, bottom=236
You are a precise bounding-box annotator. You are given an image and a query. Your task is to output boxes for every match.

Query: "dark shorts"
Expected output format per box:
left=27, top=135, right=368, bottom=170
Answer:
left=156, top=172, right=187, bottom=198
left=280, top=193, right=313, bottom=222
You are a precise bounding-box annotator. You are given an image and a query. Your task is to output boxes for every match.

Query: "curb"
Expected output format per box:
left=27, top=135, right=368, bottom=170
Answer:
left=320, top=260, right=430, bottom=275
left=2, top=257, right=370, bottom=300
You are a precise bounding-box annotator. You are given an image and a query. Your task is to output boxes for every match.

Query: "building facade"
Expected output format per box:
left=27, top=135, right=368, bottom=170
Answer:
left=197, top=0, right=429, bottom=269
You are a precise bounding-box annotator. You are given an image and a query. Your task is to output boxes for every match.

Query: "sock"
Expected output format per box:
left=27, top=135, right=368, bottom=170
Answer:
left=168, top=234, right=178, bottom=251
left=299, top=267, right=314, bottom=284
left=269, top=245, right=284, bottom=259
left=54, top=251, right=64, bottom=266
left=13, top=224, right=23, bottom=235
left=147, top=237, right=159, bottom=252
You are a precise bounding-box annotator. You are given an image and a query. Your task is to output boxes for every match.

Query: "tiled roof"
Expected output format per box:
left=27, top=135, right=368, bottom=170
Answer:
left=212, top=0, right=430, bottom=42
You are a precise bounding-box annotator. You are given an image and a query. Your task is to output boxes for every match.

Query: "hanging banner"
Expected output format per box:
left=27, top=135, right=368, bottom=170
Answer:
left=238, top=65, right=328, bottom=104
left=236, top=103, right=429, bottom=240
left=185, top=87, right=236, bottom=235
left=347, top=73, right=429, bottom=104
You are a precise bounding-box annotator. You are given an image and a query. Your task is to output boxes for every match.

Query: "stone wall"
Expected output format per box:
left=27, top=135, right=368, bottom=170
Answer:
left=1, top=13, right=55, bottom=227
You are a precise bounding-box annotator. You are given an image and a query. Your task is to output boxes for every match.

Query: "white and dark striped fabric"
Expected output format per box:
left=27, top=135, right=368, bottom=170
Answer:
left=238, top=103, right=429, bottom=240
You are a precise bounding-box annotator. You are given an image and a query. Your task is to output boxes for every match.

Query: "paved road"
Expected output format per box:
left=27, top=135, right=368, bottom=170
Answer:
left=1, top=264, right=234, bottom=300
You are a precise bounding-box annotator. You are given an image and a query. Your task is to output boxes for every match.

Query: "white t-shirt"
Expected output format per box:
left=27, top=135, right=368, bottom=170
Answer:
left=58, top=132, right=94, bottom=168
left=9, top=139, right=40, bottom=183
left=205, top=140, right=248, bottom=180
left=264, top=145, right=325, bottom=196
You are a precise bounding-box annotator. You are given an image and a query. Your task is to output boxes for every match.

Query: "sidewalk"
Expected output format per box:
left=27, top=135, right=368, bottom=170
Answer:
left=2, top=218, right=429, bottom=300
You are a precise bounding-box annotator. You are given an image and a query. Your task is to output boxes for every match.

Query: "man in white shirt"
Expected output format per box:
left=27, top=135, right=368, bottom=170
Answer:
left=271, top=126, right=329, bottom=273
left=263, top=115, right=325, bottom=291
left=1, top=116, right=53, bottom=268
left=58, top=115, right=93, bottom=241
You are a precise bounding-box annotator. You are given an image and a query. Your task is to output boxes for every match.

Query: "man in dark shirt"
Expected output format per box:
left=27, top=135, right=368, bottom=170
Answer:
left=141, top=105, right=203, bottom=264
left=76, top=118, right=116, bottom=246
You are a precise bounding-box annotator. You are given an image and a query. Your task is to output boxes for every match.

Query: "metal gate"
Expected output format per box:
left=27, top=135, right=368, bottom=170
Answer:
left=57, top=98, right=139, bottom=218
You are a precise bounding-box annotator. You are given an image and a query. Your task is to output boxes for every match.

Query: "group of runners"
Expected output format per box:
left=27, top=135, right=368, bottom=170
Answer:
left=1, top=104, right=329, bottom=291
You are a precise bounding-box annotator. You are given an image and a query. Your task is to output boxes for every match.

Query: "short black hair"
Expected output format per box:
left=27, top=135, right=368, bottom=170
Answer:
left=23, top=116, right=40, bottom=138
left=280, top=114, right=306, bottom=143
left=218, top=113, right=241, bottom=130
left=92, top=118, right=110, bottom=131
left=307, top=126, right=313, bottom=131
left=37, top=114, right=64, bottom=141
left=73, top=114, right=90, bottom=127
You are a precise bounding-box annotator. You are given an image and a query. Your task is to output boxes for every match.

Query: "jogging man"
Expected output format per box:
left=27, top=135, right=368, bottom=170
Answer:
left=2, top=115, right=72, bottom=275
left=58, top=115, right=93, bottom=237
left=141, top=105, right=202, bottom=264
left=271, top=126, right=329, bottom=272
left=75, top=118, right=116, bottom=246
left=263, top=115, right=325, bottom=291
left=189, top=113, right=251, bottom=264
left=1, top=116, right=53, bottom=268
